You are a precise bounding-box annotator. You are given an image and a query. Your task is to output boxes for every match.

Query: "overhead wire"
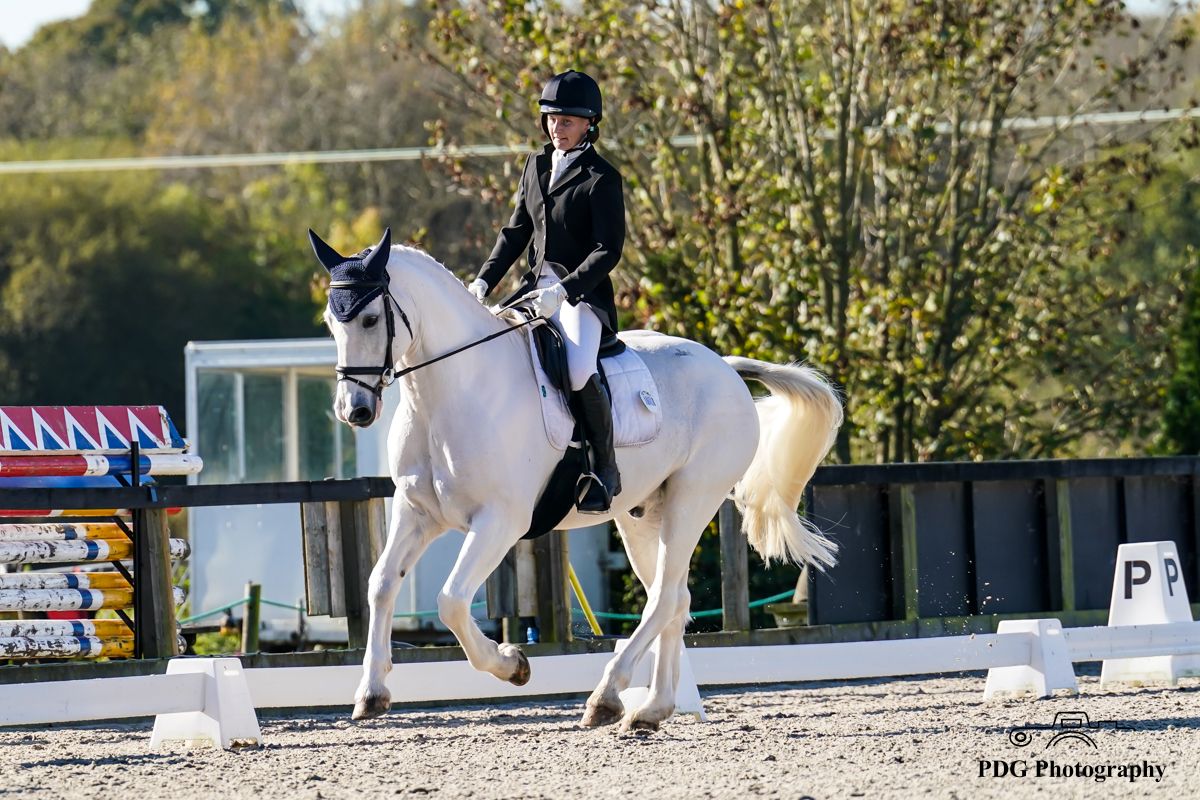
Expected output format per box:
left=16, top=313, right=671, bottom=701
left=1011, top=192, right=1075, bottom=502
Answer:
left=3, top=107, right=1199, bottom=175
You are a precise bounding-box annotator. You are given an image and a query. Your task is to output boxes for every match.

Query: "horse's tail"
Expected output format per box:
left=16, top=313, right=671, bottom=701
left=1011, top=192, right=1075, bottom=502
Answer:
left=725, top=357, right=843, bottom=569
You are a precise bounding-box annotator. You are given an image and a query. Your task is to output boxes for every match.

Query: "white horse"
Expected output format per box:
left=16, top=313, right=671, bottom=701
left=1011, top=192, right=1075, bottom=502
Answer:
left=312, top=228, right=843, bottom=731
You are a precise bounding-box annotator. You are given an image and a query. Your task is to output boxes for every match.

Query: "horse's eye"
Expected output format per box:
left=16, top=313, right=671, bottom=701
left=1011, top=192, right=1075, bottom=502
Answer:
left=363, top=315, right=379, bottom=329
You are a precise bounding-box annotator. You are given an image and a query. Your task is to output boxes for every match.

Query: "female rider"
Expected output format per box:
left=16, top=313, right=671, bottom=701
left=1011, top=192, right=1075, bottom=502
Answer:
left=467, top=70, right=625, bottom=514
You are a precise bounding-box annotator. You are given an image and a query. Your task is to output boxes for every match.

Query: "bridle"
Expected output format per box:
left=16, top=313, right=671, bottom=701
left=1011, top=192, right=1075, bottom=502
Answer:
left=329, top=278, right=540, bottom=398
left=329, top=278, right=412, bottom=398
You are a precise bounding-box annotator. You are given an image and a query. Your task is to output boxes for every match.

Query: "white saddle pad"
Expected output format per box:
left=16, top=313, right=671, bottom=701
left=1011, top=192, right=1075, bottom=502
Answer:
left=526, top=331, right=663, bottom=451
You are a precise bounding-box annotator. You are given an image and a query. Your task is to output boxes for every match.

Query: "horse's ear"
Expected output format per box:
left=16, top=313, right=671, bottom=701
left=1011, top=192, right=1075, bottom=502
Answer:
left=363, top=227, right=392, bottom=278
left=308, top=229, right=347, bottom=273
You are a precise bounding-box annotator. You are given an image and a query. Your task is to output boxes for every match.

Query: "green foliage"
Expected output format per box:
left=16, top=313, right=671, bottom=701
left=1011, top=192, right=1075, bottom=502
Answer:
left=0, top=141, right=318, bottom=419
left=2, top=0, right=1198, bottom=631
left=26, top=0, right=299, bottom=61
left=421, top=0, right=1198, bottom=622
left=0, top=1, right=487, bottom=420
left=423, top=0, right=1195, bottom=464
left=610, top=522, right=801, bottom=634
left=192, top=630, right=241, bottom=655
left=1165, top=259, right=1200, bottom=454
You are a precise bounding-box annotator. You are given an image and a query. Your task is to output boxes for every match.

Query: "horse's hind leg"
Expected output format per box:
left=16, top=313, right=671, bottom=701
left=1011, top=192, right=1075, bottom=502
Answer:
left=581, top=506, right=663, bottom=728
left=623, top=479, right=731, bottom=731
left=437, top=507, right=531, bottom=684
left=352, top=499, right=438, bottom=721
left=585, top=479, right=726, bottom=732
left=624, top=607, right=687, bottom=732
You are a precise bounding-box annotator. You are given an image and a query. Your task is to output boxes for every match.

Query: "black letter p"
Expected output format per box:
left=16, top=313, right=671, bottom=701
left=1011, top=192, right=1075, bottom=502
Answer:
left=1125, top=560, right=1152, bottom=600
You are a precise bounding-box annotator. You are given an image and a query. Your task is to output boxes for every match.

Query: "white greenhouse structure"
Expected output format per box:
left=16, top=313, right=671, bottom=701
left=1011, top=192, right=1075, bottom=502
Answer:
left=183, top=338, right=611, bottom=644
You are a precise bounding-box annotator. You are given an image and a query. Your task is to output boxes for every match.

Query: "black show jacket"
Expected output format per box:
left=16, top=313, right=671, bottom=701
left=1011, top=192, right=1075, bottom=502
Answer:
left=476, top=144, right=625, bottom=332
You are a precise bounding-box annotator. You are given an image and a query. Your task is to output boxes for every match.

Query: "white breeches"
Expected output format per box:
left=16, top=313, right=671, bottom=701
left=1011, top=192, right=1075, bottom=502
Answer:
left=537, top=273, right=602, bottom=391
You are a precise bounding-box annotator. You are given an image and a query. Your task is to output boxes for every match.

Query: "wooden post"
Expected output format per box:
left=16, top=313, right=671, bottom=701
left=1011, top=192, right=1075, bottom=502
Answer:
left=340, top=501, right=367, bottom=652
left=1056, top=480, right=1077, bottom=613
left=241, top=582, right=261, bottom=654
left=899, top=485, right=920, bottom=621
left=300, top=501, right=332, bottom=616
left=338, top=499, right=383, bottom=651
left=303, top=498, right=383, bottom=650
left=718, top=500, right=750, bottom=633
left=485, top=546, right=519, bottom=642
left=133, top=507, right=178, bottom=659
left=325, top=502, right=347, bottom=618
left=533, top=531, right=571, bottom=643
left=1192, top=473, right=1200, bottom=589
left=516, top=540, right=537, bottom=617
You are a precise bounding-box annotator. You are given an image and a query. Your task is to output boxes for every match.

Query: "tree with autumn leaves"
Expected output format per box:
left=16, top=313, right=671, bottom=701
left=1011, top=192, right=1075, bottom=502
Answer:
left=418, top=0, right=1198, bottom=462
left=0, top=0, right=1197, bottom=461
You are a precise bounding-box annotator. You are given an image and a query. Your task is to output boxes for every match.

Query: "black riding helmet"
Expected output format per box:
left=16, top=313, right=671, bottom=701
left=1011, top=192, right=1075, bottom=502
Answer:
left=539, top=70, right=603, bottom=143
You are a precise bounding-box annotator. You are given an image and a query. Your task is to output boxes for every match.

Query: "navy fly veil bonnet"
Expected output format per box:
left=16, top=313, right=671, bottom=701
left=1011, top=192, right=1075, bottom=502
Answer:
left=309, top=228, right=392, bottom=322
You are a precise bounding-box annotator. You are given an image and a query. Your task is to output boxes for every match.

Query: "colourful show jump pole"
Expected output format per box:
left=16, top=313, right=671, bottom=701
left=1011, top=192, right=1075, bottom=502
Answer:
left=0, top=538, right=188, bottom=564
left=0, top=453, right=202, bottom=477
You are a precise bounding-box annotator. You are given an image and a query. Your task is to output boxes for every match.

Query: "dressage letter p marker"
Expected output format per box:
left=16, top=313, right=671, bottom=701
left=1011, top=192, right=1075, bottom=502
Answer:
left=1124, top=560, right=1152, bottom=600
left=1164, top=557, right=1180, bottom=597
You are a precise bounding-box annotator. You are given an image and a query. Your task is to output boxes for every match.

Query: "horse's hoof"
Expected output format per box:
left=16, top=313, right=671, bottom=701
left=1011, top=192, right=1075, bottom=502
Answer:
left=504, top=646, right=531, bottom=686
left=580, top=701, right=623, bottom=728
left=351, top=693, right=391, bottom=721
left=620, top=716, right=661, bottom=734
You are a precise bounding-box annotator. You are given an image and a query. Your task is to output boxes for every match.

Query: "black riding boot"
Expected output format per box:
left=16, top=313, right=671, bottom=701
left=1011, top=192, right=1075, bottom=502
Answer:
left=576, top=373, right=622, bottom=514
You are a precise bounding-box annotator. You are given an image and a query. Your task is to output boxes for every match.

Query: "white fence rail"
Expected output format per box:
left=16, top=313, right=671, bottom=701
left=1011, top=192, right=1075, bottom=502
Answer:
left=0, top=618, right=1196, bottom=748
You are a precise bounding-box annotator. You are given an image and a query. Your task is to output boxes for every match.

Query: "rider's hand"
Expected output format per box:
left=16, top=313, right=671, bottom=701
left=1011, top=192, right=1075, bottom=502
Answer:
left=521, top=283, right=568, bottom=318
left=467, top=278, right=489, bottom=303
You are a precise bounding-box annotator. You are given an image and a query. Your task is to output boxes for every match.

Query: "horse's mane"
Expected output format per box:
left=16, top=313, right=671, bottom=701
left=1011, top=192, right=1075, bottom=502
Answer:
left=385, top=244, right=502, bottom=329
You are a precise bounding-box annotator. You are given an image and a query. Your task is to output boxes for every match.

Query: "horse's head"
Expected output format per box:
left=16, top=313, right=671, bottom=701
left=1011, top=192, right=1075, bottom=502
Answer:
left=309, top=227, right=411, bottom=428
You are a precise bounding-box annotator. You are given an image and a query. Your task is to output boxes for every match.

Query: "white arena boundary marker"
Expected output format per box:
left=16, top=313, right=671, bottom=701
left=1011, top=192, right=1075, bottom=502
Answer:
left=1, top=620, right=1198, bottom=749
left=1100, top=541, right=1200, bottom=685
left=245, top=622, right=1200, bottom=706
left=0, top=658, right=260, bottom=749
left=244, top=640, right=705, bottom=717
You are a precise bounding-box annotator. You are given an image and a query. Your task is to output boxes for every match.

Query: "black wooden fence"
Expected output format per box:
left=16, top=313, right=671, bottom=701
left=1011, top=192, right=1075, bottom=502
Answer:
left=798, top=457, right=1200, bottom=627
left=2, top=456, right=1196, bottom=676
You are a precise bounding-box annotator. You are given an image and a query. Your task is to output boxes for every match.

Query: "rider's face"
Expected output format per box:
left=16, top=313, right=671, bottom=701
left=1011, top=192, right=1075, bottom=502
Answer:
left=547, top=114, right=589, bottom=151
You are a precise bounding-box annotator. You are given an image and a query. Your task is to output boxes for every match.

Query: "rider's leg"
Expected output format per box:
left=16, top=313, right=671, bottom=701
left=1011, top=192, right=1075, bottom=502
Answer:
left=554, top=299, right=621, bottom=512
left=555, top=298, right=603, bottom=392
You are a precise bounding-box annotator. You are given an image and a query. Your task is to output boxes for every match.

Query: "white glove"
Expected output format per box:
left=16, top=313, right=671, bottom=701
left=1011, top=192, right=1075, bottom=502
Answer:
left=467, top=278, right=489, bottom=302
left=521, top=283, right=568, bottom=318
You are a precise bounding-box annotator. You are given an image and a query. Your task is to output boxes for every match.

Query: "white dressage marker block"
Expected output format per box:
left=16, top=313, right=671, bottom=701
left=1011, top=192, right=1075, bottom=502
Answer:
left=615, top=639, right=707, bottom=721
left=1101, top=541, right=1200, bottom=687
left=984, top=619, right=1077, bottom=699
left=150, top=658, right=261, bottom=750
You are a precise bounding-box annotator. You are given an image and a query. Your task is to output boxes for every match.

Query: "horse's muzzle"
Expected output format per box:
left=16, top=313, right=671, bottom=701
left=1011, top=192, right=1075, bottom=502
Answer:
left=348, top=405, right=374, bottom=426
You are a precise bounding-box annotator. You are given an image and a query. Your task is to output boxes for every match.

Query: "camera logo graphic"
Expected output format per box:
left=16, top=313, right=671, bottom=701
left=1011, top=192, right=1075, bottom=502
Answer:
left=1008, top=711, right=1130, bottom=749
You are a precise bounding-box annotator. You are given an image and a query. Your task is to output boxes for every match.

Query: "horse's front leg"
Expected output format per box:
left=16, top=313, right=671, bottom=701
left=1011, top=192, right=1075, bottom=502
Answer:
left=352, top=496, right=438, bottom=720
left=437, top=508, right=530, bottom=685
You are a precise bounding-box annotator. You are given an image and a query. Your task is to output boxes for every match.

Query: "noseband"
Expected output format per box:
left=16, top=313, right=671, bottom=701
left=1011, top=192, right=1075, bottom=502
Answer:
left=329, top=279, right=413, bottom=398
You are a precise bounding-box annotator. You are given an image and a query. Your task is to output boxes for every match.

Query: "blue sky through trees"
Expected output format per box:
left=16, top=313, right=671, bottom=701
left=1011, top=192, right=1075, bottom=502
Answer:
left=0, top=0, right=350, bottom=49
left=1, top=1, right=1179, bottom=50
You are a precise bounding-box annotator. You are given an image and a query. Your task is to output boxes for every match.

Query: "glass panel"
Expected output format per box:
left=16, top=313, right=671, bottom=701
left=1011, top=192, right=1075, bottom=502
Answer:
left=298, top=375, right=354, bottom=480
left=196, top=371, right=238, bottom=484
left=242, top=373, right=285, bottom=482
